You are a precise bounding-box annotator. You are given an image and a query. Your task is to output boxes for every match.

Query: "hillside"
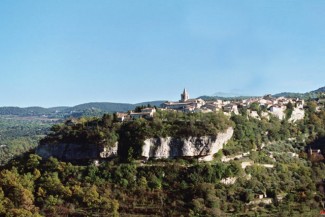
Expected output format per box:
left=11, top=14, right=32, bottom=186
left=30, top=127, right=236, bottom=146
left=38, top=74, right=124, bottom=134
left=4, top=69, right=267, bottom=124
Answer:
left=0, top=101, right=166, bottom=118
left=272, top=92, right=304, bottom=98
left=0, top=116, right=54, bottom=165
left=70, top=102, right=134, bottom=112
left=199, top=95, right=256, bottom=101
left=202, top=86, right=325, bottom=100
left=134, top=100, right=167, bottom=107
left=273, top=86, right=325, bottom=98
left=311, top=86, right=325, bottom=93
left=0, top=86, right=324, bottom=216
left=0, top=101, right=324, bottom=216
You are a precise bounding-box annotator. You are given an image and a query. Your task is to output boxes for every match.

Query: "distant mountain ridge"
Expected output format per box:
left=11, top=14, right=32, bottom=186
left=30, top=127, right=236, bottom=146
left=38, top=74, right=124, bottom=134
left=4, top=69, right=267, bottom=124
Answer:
left=0, top=101, right=166, bottom=118
left=202, top=86, right=325, bottom=100
left=198, top=95, right=256, bottom=101
left=311, top=86, right=325, bottom=93
left=272, top=86, right=325, bottom=98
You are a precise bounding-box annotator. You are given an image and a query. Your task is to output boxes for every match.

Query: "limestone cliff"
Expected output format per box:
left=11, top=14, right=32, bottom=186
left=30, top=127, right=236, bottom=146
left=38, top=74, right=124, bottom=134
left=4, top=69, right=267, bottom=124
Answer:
left=36, top=143, right=117, bottom=161
left=141, top=127, right=234, bottom=161
left=36, top=128, right=233, bottom=162
left=289, top=108, right=305, bottom=122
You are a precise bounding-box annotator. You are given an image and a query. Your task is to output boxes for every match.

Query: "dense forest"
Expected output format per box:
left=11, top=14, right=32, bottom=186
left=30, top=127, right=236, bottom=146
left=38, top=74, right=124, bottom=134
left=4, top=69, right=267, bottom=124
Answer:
left=0, top=116, right=54, bottom=165
left=0, top=100, right=324, bottom=216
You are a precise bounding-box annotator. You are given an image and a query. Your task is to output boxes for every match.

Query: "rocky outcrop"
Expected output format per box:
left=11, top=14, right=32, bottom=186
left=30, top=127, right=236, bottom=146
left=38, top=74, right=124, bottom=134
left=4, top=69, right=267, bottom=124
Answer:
left=36, top=128, right=233, bottom=162
left=289, top=108, right=304, bottom=122
left=248, top=110, right=260, bottom=119
left=220, top=177, right=237, bottom=185
left=36, top=143, right=117, bottom=161
left=141, top=127, right=233, bottom=161
left=269, top=109, right=285, bottom=120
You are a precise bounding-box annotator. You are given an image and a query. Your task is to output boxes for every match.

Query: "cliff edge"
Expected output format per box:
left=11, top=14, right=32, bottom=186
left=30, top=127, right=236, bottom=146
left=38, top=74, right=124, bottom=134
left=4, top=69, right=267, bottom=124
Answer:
left=36, top=143, right=118, bottom=161
left=142, top=127, right=233, bottom=161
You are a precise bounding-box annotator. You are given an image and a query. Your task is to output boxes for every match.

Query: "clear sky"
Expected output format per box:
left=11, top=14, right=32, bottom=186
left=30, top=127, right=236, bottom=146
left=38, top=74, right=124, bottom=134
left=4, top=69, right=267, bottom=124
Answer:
left=1, top=0, right=325, bottom=107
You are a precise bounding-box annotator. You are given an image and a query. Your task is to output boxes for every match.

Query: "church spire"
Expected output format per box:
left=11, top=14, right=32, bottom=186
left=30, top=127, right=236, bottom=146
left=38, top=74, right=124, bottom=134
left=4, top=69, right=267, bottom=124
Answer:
left=181, top=88, right=189, bottom=102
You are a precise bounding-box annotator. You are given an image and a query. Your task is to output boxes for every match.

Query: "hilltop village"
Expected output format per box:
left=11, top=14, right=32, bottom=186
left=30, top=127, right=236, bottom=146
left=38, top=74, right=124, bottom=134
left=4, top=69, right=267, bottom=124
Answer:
left=118, top=89, right=306, bottom=122
left=6, top=88, right=324, bottom=216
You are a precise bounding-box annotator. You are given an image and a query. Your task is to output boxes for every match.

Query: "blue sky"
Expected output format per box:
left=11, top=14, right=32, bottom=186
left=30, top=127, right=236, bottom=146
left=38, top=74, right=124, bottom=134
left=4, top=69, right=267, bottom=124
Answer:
left=0, top=0, right=324, bottom=107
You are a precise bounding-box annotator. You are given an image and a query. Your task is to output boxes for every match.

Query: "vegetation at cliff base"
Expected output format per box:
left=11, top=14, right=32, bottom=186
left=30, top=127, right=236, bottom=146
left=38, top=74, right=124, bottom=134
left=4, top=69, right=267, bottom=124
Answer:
left=0, top=148, right=324, bottom=216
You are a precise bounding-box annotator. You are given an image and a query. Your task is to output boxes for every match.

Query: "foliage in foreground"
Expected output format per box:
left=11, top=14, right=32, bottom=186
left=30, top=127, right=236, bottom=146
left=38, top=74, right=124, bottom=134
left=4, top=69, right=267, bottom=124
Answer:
left=0, top=153, right=324, bottom=216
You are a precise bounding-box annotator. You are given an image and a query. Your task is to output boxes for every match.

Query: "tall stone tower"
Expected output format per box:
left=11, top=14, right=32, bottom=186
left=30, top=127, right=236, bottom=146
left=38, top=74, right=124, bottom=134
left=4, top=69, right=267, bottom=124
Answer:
left=181, top=88, right=189, bottom=102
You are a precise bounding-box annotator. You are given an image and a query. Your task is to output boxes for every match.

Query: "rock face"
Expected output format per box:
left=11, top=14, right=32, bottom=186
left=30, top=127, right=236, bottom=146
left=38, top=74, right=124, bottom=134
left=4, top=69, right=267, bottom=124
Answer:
left=36, top=128, right=233, bottom=162
left=141, top=127, right=233, bottom=161
left=36, top=143, right=117, bottom=161
left=289, top=108, right=304, bottom=122
left=269, top=109, right=285, bottom=120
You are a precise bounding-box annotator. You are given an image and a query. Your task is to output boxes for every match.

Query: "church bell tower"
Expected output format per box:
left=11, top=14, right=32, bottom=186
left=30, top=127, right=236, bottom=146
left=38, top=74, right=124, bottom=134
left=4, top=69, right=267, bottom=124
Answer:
left=181, top=88, right=189, bottom=102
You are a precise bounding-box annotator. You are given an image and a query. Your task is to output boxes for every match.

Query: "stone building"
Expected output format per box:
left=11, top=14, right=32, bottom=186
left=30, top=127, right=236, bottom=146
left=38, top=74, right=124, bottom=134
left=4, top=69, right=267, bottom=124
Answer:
left=180, top=88, right=189, bottom=102
left=130, top=108, right=156, bottom=119
left=162, top=89, right=205, bottom=111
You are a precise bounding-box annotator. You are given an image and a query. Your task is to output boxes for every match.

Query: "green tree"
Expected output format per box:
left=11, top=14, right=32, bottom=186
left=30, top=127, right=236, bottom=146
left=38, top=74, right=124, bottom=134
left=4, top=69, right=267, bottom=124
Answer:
left=83, top=185, right=100, bottom=208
